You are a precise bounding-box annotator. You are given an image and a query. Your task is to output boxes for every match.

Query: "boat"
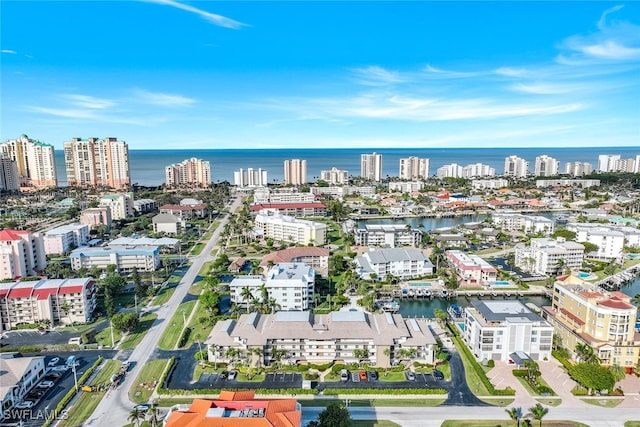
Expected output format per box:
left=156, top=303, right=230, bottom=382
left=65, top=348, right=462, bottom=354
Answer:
left=448, top=304, right=463, bottom=318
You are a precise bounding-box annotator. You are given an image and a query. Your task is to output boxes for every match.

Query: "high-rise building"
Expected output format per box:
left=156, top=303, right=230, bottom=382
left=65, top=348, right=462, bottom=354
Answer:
left=320, top=167, right=349, bottom=185
left=0, top=229, right=47, bottom=280
left=283, top=159, right=307, bottom=185
left=462, top=163, right=495, bottom=178
left=614, top=158, right=637, bottom=173
left=597, top=154, right=621, bottom=172
left=399, top=157, right=429, bottom=180
left=360, top=152, right=382, bottom=181
left=534, top=155, right=559, bottom=177
left=0, top=152, right=19, bottom=192
left=165, top=157, right=211, bottom=188
left=635, top=155, right=640, bottom=173
left=565, top=162, right=593, bottom=177
left=63, top=137, right=131, bottom=189
left=503, top=155, right=529, bottom=178
left=233, top=168, right=268, bottom=188
left=436, top=163, right=463, bottom=178
left=0, top=135, right=58, bottom=189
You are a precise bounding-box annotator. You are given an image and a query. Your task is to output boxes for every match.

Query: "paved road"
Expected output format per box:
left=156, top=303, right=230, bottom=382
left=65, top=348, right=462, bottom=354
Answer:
left=85, top=195, right=244, bottom=427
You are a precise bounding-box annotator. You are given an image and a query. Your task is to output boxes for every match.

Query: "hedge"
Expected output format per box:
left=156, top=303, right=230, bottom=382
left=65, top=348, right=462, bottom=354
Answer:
left=160, top=356, right=176, bottom=389
left=158, top=387, right=318, bottom=395
left=322, top=388, right=447, bottom=395
left=42, top=356, right=104, bottom=427
left=308, top=361, right=334, bottom=371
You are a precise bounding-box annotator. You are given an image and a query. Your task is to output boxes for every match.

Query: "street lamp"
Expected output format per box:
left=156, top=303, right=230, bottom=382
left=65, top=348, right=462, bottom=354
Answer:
left=182, top=309, right=186, bottom=325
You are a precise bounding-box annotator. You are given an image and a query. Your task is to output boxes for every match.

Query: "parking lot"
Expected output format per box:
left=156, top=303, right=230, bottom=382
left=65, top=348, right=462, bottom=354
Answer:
left=182, top=371, right=304, bottom=390
left=322, top=369, right=445, bottom=390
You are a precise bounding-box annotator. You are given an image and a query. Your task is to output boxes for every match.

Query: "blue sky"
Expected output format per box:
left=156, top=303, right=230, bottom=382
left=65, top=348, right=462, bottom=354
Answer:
left=1, top=1, right=639, bottom=150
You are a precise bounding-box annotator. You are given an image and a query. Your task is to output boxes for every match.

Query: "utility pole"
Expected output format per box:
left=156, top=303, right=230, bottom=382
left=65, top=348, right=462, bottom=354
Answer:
left=110, top=319, right=115, bottom=348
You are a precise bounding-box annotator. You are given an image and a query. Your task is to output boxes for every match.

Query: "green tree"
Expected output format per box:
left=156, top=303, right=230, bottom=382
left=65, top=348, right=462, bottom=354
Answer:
left=60, top=302, right=72, bottom=324
left=199, top=290, right=221, bottom=315
left=505, top=406, right=523, bottom=427
left=433, top=308, right=448, bottom=325
left=315, top=402, right=352, bottom=427
left=569, top=363, right=615, bottom=394
left=527, top=403, right=549, bottom=427
left=609, top=364, right=626, bottom=383
left=128, top=408, right=145, bottom=427
left=111, top=312, right=140, bottom=333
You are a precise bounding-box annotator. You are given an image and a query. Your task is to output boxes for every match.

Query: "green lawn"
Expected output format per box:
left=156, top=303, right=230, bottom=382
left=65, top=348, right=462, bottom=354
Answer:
left=625, top=422, right=640, bottom=427
left=451, top=336, right=491, bottom=396
left=581, top=397, right=624, bottom=408
left=130, top=359, right=170, bottom=404
left=119, top=313, right=158, bottom=349
left=190, top=242, right=205, bottom=256
left=198, top=261, right=215, bottom=277
left=442, top=421, right=589, bottom=427
left=193, top=363, right=225, bottom=382
left=56, top=319, right=106, bottom=333
left=95, top=324, right=122, bottom=348
left=379, top=371, right=407, bottom=382
left=58, top=360, right=122, bottom=427
left=184, top=301, right=213, bottom=349
left=297, top=398, right=446, bottom=408
left=157, top=300, right=196, bottom=350
left=514, top=375, right=556, bottom=396
left=152, top=285, right=176, bottom=306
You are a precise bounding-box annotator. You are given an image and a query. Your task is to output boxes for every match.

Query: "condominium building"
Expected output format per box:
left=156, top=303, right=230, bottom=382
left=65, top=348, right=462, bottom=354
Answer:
left=69, top=245, right=160, bottom=273
left=462, top=163, right=495, bottom=178
left=0, top=355, right=46, bottom=414
left=445, top=250, right=498, bottom=286
left=253, top=209, right=327, bottom=246
left=283, top=159, right=307, bottom=185
left=249, top=202, right=327, bottom=218
left=360, top=152, right=382, bottom=182
left=472, top=178, right=509, bottom=190
left=565, top=161, right=593, bottom=177
left=152, top=213, right=186, bottom=235
left=0, top=229, right=46, bottom=280
left=43, top=223, right=90, bottom=255
left=436, top=163, right=463, bottom=178
left=566, top=223, right=637, bottom=260
left=132, top=198, right=157, bottom=214
left=492, top=213, right=555, bottom=235
left=533, top=155, right=559, bottom=177
left=399, top=157, right=429, bottom=180
left=311, top=185, right=376, bottom=199
left=463, top=300, right=554, bottom=362
left=0, top=135, right=58, bottom=189
left=514, top=237, right=584, bottom=276
left=320, top=167, right=349, bottom=185
left=503, top=155, right=529, bottom=178
left=233, top=168, right=268, bottom=187
left=165, top=157, right=211, bottom=188
left=159, top=202, right=207, bottom=219
left=206, top=311, right=438, bottom=368
left=598, top=154, right=621, bottom=172
left=535, top=179, right=600, bottom=188
left=0, top=278, right=97, bottom=330
left=354, top=224, right=422, bottom=248
left=388, top=181, right=425, bottom=192
left=260, top=247, right=330, bottom=277
left=230, top=263, right=314, bottom=311
left=79, top=206, right=112, bottom=231
left=163, top=393, right=302, bottom=427
left=615, top=158, right=637, bottom=173
left=0, top=153, right=19, bottom=192
left=99, top=193, right=134, bottom=220
left=542, top=277, right=639, bottom=371
left=253, top=188, right=316, bottom=204
left=354, top=248, right=434, bottom=280
left=63, top=137, right=130, bottom=189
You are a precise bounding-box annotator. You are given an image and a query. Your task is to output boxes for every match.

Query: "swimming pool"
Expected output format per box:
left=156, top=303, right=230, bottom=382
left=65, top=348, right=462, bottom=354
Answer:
left=410, top=282, right=432, bottom=287
left=577, top=272, right=592, bottom=278
left=491, top=280, right=513, bottom=287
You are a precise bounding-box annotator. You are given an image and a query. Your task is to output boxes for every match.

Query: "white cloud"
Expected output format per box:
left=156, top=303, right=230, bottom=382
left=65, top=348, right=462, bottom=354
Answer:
left=64, top=94, right=116, bottom=109
left=424, top=64, right=481, bottom=78
left=494, top=67, right=527, bottom=77
left=579, top=40, right=640, bottom=60
left=350, top=66, right=407, bottom=86
left=142, top=0, right=247, bottom=29
left=598, top=5, right=625, bottom=30
left=132, top=89, right=197, bottom=106
left=1, top=49, right=17, bottom=54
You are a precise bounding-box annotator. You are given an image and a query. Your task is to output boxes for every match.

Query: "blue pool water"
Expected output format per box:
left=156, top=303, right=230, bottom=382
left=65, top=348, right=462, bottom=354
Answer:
left=410, top=282, right=432, bottom=287
left=578, top=272, right=592, bottom=278
left=491, top=280, right=512, bottom=286
left=458, top=322, right=465, bottom=331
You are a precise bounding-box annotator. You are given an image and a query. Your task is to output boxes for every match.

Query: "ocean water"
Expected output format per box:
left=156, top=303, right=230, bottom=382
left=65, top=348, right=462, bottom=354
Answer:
left=53, top=146, right=639, bottom=187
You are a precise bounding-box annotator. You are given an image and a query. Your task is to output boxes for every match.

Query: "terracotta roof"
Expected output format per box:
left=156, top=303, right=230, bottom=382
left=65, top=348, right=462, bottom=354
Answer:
left=260, top=247, right=329, bottom=266
left=559, top=307, right=585, bottom=326
left=598, top=297, right=634, bottom=310
left=610, top=291, right=630, bottom=301
left=249, top=203, right=326, bottom=211
left=0, top=229, right=30, bottom=241
left=580, top=291, right=603, bottom=299
left=8, top=287, right=33, bottom=299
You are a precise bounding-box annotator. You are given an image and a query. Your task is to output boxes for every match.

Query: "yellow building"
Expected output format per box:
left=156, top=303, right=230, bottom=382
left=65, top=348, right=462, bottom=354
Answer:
left=542, top=275, right=639, bottom=372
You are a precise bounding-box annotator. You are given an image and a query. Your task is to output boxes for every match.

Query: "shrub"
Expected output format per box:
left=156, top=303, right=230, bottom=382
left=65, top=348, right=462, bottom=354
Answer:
left=178, top=327, right=191, bottom=348
left=330, top=364, right=347, bottom=374
left=309, top=361, right=333, bottom=371
left=487, top=359, right=495, bottom=368
left=322, top=388, right=447, bottom=395
left=81, top=328, right=96, bottom=344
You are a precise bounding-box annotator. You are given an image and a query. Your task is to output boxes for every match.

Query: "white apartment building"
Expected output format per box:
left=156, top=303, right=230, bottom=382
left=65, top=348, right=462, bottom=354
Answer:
left=283, top=159, right=307, bottom=185
left=635, top=155, right=640, bottom=173
left=514, top=237, right=584, bottom=276
left=260, top=247, right=330, bottom=277
left=566, top=223, right=639, bottom=260
left=399, top=157, right=429, bottom=180
left=504, top=155, right=529, bottom=178
left=0, top=230, right=47, bottom=280
left=320, top=167, right=349, bottom=185
left=614, top=158, right=637, bottom=173
left=388, top=181, right=425, bottom=192
left=0, top=278, right=97, bottom=330
left=206, top=311, right=437, bottom=368
left=534, top=155, right=559, bottom=177
left=462, top=163, right=495, bottom=178
left=598, top=154, right=621, bottom=172
left=354, top=248, right=434, bottom=280
left=436, top=163, right=463, bottom=178
left=0, top=355, right=46, bottom=414
left=361, top=152, right=382, bottom=182
left=253, top=188, right=315, bottom=204
left=354, top=224, right=422, bottom=248
left=234, top=168, right=268, bottom=187
left=165, top=157, right=211, bottom=188
left=535, top=179, right=600, bottom=188
left=445, top=250, right=498, bottom=286
left=463, top=300, right=554, bottom=362
left=0, top=153, right=19, bottom=192
left=133, top=198, right=157, bottom=214
left=80, top=206, right=113, bottom=230
left=492, top=213, right=555, bottom=235
left=311, top=185, right=376, bottom=198
left=0, top=135, right=58, bottom=189
left=565, top=161, right=593, bottom=177
left=69, top=245, right=160, bottom=273
left=43, top=223, right=90, bottom=255
left=99, top=193, right=134, bottom=220
left=230, top=262, right=314, bottom=311
left=472, top=178, right=509, bottom=190
left=253, top=209, right=327, bottom=246
left=152, top=213, right=186, bottom=235
left=64, top=137, right=130, bottom=189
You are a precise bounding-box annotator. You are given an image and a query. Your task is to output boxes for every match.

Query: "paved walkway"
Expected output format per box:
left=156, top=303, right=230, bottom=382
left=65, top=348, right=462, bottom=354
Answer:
left=486, top=361, right=537, bottom=408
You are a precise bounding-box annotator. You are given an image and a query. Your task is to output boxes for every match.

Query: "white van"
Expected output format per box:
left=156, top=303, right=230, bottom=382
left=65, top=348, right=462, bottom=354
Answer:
left=68, top=337, right=81, bottom=345
left=340, top=369, right=349, bottom=382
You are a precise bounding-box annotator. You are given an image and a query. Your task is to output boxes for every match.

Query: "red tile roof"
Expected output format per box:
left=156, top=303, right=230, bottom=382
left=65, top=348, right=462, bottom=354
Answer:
left=260, top=247, right=329, bottom=266
left=580, top=291, right=603, bottom=299
left=598, top=297, right=634, bottom=310
left=8, top=287, right=34, bottom=299
left=560, top=307, right=585, bottom=325
left=0, top=229, right=30, bottom=241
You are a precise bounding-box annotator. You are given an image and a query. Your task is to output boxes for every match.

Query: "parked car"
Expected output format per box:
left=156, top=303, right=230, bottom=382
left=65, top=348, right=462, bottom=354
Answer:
left=218, top=371, right=228, bottom=380
left=228, top=371, right=237, bottom=380
left=367, top=370, right=378, bottom=381
left=16, top=401, right=35, bottom=409
left=351, top=372, right=360, bottom=382
left=133, top=404, right=150, bottom=413
left=433, top=370, right=444, bottom=380
left=48, top=357, right=60, bottom=367
left=37, top=381, right=55, bottom=389
left=340, top=369, right=349, bottom=382
left=406, top=372, right=416, bottom=381
left=358, top=370, right=368, bottom=381
left=54, top=365, right=70, bottom=372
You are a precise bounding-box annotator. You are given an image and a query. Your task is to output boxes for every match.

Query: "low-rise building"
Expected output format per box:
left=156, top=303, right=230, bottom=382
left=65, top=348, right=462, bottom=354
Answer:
left=0, top=278, right=97, bottom=330
left=43, top=223, right=89, bottom=255
left=69, top=245, right=160, bottom=273
left=152, top=213, right=186, bottom=235
left=492, top=212, right=555, bottom=235
left=445, top=250, right=497, bottom=286
left=515, top=238, right=584, bottom=276
left=253, top=188, right=316, bottom=204
left=463, top=300, right=554, bottom=362
left=253, top=209, right=327, bottom=246
left=132, top=198, right=157, bottom=214
left=320, top=167, right=349, bottom=185
left=472, top=178, right=509, bottom=190
left=230, top=263, right=314, bottom=311
left=542, top=276, right=639, bottom=371
left=260, top=247, right=329, bottom=277
left=249, top=202, right=327, bottom=218
left=0, top=355, right=46, bottom=416
left=535, top=179, right=600, bottom=188
left=79, top=206, right=112, bottom=231
left=566, top=223, right=639, bottom=260
left=159, top=203, right=207, bottom=219
left=0, top=229, right=47, bottom=280
left=99, top=193, right=134, bottom=220
left=310, top=185, right=376, bottom=199
left=354, top=224, right=422, bottom=248
left=354, top=248, right=434, bottom=280
left=388, top=181, right=425, bottom=192
left=163, top=391, right=301, bottom=427
left=109, top=236, right=180, bottom=253
left=206, top=311, right=437, bottom=368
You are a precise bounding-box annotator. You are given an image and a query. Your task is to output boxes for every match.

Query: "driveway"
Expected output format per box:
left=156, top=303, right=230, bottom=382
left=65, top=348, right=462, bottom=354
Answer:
left=442, top=351, right=490, bottom=406
left=537, top=360, right=588, bottom=408
left=486, top=361, right=536, bottom=407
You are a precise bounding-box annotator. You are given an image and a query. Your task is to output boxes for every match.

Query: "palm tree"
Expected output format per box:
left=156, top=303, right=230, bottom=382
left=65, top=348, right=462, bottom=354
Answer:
left=240, top=286, right=254, bottom=311
left=128, top=408, right=144, bottom=427
left=527, top=403, right=549, bottom=427
left=147, top=407, right=161, bottom=427
left=60, top=302, right=72, bottom=324
left=505, top=406, right=523, bottom=427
